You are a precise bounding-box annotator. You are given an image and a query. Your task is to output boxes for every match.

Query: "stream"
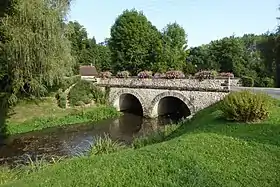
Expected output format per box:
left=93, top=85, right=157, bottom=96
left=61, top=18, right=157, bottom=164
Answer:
left=0, top=113, right=183, bottom=166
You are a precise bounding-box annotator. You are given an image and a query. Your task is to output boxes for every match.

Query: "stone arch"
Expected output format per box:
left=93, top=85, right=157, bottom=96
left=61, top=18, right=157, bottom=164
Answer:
left=149, top=91, right=195, bottom=118
left=110, top=89, right=147, bottom=116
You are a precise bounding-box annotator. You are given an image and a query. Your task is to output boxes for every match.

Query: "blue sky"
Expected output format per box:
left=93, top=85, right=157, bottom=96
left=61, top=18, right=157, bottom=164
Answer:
left=69, top=0, right=279, bottom=47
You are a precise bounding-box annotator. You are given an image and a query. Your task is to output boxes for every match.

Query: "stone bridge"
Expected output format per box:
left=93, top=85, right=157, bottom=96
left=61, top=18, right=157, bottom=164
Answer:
left=94, top=77, right=240, bottom=118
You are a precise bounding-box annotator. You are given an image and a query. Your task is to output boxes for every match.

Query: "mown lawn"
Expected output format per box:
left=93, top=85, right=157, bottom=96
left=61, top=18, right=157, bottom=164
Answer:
left=3, top=100, right=280, bottom=187
left=5, top=97, right=120, bottom=135
left=7, top=97, right=81, bottom=124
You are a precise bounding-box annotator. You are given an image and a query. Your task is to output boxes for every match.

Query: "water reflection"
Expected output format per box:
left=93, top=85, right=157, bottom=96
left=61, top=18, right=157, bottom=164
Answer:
left=0, top=113, right=183, bottom=165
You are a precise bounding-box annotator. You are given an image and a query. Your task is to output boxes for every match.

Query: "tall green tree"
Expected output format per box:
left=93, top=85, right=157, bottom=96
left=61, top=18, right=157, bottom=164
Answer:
left=153, top=23, right=189, bottom=72
left=94, top=42, right=112, bottom=71
left=208, top=36, right=248, bottom=75
left=109, top=9, right=160, bottom=74
left=188, top=44, right=218, bottom=71
left=66, top=21, right=97, bottom=72
left=0, top=0, right=74, bottom=103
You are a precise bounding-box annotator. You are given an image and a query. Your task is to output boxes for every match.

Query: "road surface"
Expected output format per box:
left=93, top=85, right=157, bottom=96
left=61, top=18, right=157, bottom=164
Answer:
left=230, top=86, right=280, bottom=99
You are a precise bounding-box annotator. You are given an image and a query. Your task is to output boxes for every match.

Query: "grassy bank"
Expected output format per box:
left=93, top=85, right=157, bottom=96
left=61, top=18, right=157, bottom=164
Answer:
left=3, top=101, right=280, bottom=186
left=5, top=97, right=120, bottom=135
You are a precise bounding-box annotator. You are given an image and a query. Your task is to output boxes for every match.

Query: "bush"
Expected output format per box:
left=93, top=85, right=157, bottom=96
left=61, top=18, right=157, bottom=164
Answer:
left=68, top=80, right=106, bottom=106
left=60, top=75, right=81, bottom=91
left=165, top=70, right=185, bottom=79
left=75, top=101, right=85, bottom=106
left=58, top=93, right=67, bottom=108
left=116, top=71, right=130, bottom=78
left=55, top=89, right=63, bottom=100
left=154, top=72, right=166, bottom=79
left=55, top=89, right=67, bottom=108
left=261, top=77, right=275, bottom=87
left=241, top=76, right=254, bottom=87
left=137, top=70, right=153, bottom=78
left=89, top=134, right=125, bottom=156
left=99, top=71, right=112, bottom=78
left=88, top=93, right=94, bottom=99
left=92, top=86, right=107, bottom=104
left=82, top=96, right=92, bottom=105
left=220, top=91, right=271, bottom=122
left=195, top=70, right=217, bottom=80
left=219, top=72, right=234, bottom=78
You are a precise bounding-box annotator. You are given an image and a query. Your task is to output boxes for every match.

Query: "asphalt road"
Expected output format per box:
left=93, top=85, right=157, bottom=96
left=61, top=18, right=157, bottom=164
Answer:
left=230, top=86, right=280, bottom=99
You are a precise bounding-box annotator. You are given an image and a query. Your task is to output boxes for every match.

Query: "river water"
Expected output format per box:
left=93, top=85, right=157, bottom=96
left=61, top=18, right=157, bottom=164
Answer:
left=0, top=113, right=182, bottom=166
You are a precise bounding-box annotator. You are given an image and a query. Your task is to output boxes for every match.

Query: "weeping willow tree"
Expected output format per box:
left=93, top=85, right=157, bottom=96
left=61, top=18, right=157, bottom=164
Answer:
left=0, top=0, right=75, bottom=105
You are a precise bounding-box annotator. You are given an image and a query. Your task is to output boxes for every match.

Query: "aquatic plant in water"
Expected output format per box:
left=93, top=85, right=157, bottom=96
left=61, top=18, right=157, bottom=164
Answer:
left=89, top=134, right=125, bottom=156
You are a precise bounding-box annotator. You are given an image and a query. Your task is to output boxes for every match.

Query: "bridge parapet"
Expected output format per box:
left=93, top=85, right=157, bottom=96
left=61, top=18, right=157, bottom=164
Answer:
left=96, top=78, right=240, bottom=92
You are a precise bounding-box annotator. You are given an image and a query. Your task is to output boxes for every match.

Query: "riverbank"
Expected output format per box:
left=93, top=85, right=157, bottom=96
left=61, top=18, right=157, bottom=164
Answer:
left=2, top=100, right=280, bottom=186
left=5, top=97, right=120, bottom=135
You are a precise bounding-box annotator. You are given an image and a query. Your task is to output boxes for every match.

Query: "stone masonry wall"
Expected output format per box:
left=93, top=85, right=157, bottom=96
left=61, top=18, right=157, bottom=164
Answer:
left=109, top=87, right=228, bottom=118
left=97, top=78, right=240, bottom=91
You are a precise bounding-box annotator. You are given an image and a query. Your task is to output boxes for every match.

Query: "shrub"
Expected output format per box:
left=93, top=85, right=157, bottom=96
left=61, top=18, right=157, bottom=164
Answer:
left=55, top=89, right=67, bottom=108
left=99, top=71, right=112, bottom=78
left=92, top=86, right=107, bottom=104
left=89, top=134, right=125, bottom=156
left=116, top=71, right=130, bottom=78
left=220, top=91, right=271, bottom=122
left=241, top=76, right=254, bottom=87
left=60, top=75, right=81, bottom=91
left=88, top=93, right=94, bottom=99
left=75, top=101, right=85, bottom=106
left=58, top=93, right=67, bottom=108
left=195, top=70, right=217, bottom=80
left=82, top=96, right=92, bottom=105
left=137, top=70, right=153, bottom=78
left=55, top=89, right=63, bottom=100
left=261, top=77, right=274, bottom=87
left=165, top=70, right=185, bottom=79
left=219, top=72, right=234, bottom=78
left=68, top=80, right=106, bottom=106
left=154, top=72, right=166, bottom=79
left=68, top=80, right=92, bottom=106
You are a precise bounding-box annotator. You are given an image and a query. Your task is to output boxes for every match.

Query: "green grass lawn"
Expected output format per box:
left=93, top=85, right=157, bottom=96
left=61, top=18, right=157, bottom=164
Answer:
left=5, top=97, right=120, bottom=135
left=7, top=97, right=84, bottom=124
left=3, top=101, right=280, bottom=186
